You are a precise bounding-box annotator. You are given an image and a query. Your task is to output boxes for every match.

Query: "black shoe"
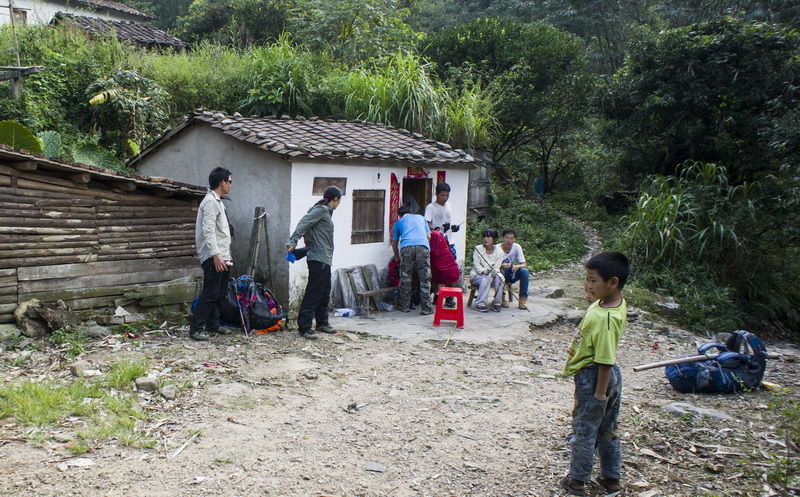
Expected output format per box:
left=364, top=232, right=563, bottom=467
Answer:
left=420, top=307, right=433, bottom=316
left=189, top=331, right=209, bottom=342
left=399, top=307, right=411, bottom=313
left=300, top=330, right=318, bottom=340
left=207, top=325, right=234, bottom=335
left=445, top=297, right=456, bottom=308
left=316, top=325, right=337, bottom=334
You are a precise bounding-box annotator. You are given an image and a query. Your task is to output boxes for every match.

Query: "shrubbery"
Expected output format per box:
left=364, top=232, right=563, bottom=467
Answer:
left=619, top=162, right=800, bottom=335
left=466, top=189, right=586, bottom=272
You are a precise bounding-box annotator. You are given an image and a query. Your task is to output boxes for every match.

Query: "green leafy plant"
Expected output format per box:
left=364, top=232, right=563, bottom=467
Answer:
left=0, top=120, right=43, bottom=153
left=49, top=328, right=91, bottom=359
left=766, top=395, right=800, bottom=493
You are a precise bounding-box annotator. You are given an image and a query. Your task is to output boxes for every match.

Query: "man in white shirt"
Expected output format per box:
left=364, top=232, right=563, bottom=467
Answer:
left=425, top=182, right=460, bottom=235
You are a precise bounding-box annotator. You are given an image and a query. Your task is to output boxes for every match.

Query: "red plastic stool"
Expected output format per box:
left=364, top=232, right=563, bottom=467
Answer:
left=433, top=287, right=464, bottom=329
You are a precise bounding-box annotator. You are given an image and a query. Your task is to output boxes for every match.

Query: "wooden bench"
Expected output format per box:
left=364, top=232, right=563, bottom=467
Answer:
left=466, top=283, right=514, bottom=308
left=356, top=286, right=399, bottom=317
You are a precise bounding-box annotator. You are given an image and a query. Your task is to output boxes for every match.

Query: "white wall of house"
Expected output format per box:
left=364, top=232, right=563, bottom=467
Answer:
left=286, top=161, right=471, bottom=304
left=0, top=0, right=142, bottom=26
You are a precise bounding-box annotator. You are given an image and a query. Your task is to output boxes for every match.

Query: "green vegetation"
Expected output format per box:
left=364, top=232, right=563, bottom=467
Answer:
left=49, top=328, right=91, bottom=359
left=467, top=189, right=586, bottom=272
left=0, top=357, right=155, bottom=452
left=766, top=395, right=800, bottom=493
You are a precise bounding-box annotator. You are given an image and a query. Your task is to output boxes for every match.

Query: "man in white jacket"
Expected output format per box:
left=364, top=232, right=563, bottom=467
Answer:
left=190, top=167, right=233, bottom=341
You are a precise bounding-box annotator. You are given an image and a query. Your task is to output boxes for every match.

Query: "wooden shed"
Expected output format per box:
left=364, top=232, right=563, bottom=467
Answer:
left=0, top=145, right=206, bottom=325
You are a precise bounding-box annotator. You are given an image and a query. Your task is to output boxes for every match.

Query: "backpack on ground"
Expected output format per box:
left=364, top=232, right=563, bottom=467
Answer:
left=243, top=280, right=287, bottom=333
left=665, top=330, right=767, bottom=393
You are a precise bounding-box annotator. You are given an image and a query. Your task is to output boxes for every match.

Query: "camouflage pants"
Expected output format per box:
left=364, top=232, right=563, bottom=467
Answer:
left=399, top=245, right=431, bottom=311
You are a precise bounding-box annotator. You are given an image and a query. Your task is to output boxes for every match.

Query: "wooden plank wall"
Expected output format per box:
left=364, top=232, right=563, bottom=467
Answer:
left=0, top=163, right=202, bottom=323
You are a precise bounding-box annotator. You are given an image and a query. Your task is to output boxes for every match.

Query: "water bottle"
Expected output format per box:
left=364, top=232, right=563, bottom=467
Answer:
left=379, top=302, right=393, bottom=311
left=334, top=308, right=355, bottom=317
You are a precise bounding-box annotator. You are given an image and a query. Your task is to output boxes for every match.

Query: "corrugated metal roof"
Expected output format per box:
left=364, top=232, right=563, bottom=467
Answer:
left=130, top=111, right=475, bottom=168
left=53, top=13, right=188, bottom=49
left=0, top=144, right=205, bottom=197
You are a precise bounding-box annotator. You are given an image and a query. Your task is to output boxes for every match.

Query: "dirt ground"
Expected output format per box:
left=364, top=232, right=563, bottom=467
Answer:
left=1, top=240, right=799, bottom=496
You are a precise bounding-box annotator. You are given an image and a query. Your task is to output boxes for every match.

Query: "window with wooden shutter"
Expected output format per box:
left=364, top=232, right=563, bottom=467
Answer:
left=351, top=190, right=385, bottom=244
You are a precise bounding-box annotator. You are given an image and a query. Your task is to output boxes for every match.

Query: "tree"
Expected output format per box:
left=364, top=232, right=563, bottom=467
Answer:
left=424, top=18, right=591, bottom=194
left=602, top=18, right=800, bottom=183
left=288, top=0, right=420, bottom=66
left=177, top=0, right=291, bottom=48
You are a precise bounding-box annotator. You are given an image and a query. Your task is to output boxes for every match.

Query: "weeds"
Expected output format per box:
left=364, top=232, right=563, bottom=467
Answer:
left=765, top=394, right=800, bottom=493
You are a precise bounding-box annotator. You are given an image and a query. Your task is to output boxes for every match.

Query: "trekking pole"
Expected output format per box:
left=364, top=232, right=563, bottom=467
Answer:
left=233, top=278, right=250, bottom=336
left=472, top=247, right=530, bottom=312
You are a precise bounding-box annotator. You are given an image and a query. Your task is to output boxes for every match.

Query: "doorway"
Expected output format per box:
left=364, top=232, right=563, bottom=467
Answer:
left=401, top=178, right=432, bottom=215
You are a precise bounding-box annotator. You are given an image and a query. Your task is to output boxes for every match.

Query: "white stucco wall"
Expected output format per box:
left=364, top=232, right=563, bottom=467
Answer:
left=286, top=161, right=471, bottom=304
left=1, top=0, right=142, bottom=26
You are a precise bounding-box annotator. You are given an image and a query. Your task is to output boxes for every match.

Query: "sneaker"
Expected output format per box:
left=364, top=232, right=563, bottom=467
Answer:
left=475, top=304, right=489, bottom=312
left=491, top=304, right=501, bottom=312
left=399, top=307, right=411, bottom=313
left=420, top=307, right=433, bottom=316
left=444, top=296, right=456, bottom=308
left=316, top=325, right=337, bottom=334
left=189, top=331, right=209, bottom=342
left=299, top=330, right=318, bottom=340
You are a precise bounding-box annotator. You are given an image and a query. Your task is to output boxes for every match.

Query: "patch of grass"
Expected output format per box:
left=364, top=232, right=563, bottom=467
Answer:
left=0, top=365, right=157, bottom=453
left=105, top=357, right=150, bottom=390
left=0, top=380, right=100, bottom=426
left=766, top=395, right=800, bottom=493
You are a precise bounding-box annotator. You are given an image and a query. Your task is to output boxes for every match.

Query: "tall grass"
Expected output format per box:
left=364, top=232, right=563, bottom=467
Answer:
left=340, top=52, right=444, bottom=137
left=620, top=161, right=799, bottom=334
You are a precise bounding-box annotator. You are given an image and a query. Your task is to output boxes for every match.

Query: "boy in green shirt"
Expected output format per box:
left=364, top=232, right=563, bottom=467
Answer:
left=561, top=252, right=629, bottom=496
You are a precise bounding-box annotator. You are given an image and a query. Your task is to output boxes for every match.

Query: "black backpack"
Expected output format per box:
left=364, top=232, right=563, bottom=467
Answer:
left=665, top=330, right=767, bottom=393
left=243, top=280, right=287, bottom=332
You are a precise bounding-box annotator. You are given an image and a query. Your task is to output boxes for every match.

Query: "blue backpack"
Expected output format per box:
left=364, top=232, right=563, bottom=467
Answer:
left=665, top=330, right=767, bottom=394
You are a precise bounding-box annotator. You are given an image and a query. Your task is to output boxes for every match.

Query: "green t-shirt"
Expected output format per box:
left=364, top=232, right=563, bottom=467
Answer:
left=562, top=298, right=627, bottom=377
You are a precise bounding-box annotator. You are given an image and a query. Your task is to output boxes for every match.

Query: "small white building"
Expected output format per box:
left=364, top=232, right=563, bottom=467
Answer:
left=1, top=0, right=152, bottom=26
left=128, top=111, right=475, bottom=306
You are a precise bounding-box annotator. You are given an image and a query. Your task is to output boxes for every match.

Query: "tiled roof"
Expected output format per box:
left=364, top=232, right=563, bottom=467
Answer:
left=54, top=13, right=188, bottom=49
left=0, top=144, right=205, bottom=198
left=70, top=0, right=154, bottom=19
left=132, top=111, right=474, bottom=167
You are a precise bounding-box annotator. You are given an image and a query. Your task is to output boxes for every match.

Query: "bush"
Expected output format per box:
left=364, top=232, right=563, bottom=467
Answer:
left=466, top=188, right=586, bottom=272
left=620, top=161, right=800, bottom=335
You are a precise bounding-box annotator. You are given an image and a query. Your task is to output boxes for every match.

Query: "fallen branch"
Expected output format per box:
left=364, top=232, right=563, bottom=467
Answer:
left=633, top=352, right=779, bottom=372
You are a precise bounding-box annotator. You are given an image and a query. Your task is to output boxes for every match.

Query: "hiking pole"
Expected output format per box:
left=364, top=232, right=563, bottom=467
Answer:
left=633, top=351, right=780, bottom=372
left=472, top=247, right=530, bottom=313
left=233, top=279, right=250, bottom=336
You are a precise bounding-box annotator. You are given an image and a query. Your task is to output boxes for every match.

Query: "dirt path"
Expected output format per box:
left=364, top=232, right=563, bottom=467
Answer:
left=1, top=225, right=798, bottom=496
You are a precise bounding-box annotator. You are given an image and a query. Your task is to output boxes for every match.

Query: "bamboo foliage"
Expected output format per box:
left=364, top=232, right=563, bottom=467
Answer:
left=341, top=52, right=444, bottom=138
